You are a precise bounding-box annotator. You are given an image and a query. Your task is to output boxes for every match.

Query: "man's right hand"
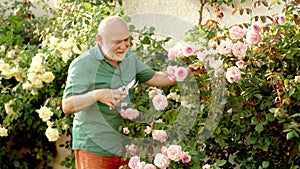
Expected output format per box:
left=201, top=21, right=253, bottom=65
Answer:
left=95, top=89, right=128, bottom=110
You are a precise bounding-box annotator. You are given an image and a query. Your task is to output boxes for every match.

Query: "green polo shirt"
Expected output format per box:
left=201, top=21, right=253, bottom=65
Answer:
left=63, top=45, right=155, bottom=156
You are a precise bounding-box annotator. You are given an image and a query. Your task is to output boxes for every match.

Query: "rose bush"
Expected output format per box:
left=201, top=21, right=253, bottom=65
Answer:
left=119, top=0, right=300, bottom=169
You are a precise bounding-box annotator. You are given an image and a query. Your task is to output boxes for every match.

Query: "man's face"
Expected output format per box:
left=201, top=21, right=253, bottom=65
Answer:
left=98, top=20, right=130, bottom=61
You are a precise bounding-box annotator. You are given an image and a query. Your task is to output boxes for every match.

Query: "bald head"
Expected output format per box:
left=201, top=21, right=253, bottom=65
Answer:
left=98, top=16, right=128, bottom=36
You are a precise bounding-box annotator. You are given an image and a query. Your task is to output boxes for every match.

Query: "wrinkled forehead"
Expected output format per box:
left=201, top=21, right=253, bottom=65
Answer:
left=102, top=20, right=130, bottom=41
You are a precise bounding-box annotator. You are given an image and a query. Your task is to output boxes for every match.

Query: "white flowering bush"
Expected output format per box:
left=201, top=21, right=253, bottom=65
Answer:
left=0, top=0, right=120, bottom=168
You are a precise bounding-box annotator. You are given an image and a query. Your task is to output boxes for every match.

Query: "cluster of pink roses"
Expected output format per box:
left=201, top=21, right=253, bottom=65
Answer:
left=167, top=45, right=194, bottom=61
left=165, top=65, right=189, bottom=82
left=128, top=144, right=191, bottom=169
left=216, top=22, right=264, bottom=83
left=119, top=108, right=140, bottom=120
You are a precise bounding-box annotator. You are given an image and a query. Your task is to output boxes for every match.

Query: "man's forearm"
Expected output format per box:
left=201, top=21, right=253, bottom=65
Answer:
left=62, top=91, right=97, bottom=114
left=144, top=72, right=177, bottom=87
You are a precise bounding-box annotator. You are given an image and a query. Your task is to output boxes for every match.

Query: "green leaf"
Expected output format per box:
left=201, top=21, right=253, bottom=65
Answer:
left=255, top=122, right=264, bottom=133
left=287, top=131, right=294, bottom=140
left=254, top=93, right=262, bottom=100
left=266, top=113, right=275, bottom=122
left=289, top=87, right=296, bottom=97
left=141, top=37, right=151, bottom=44
left=262, top=161, right=269, bottom=168
left=269, top=108, right=276, bottom=113
left=216, top=159, right=226, bottom=166
left=222, top=128, right=230, bottom=135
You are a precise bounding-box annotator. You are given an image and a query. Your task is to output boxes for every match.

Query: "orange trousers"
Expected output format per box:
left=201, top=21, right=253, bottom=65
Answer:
left=75, top=150, right=129, bottom=169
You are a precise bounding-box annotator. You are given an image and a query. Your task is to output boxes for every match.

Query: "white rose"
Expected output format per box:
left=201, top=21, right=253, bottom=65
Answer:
left=0, top=126, right=8, bottom=137
left=45, top=127, right=59, bottom=142
left=36, top=106, right=53, bottom=122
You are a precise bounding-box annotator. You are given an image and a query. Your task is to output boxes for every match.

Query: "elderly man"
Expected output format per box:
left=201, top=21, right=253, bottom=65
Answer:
left=62, top=16, right=176, bottom=169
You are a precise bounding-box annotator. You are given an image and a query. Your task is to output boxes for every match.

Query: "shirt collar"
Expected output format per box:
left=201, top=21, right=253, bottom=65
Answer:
left=93, top=44, right=105, bottom=61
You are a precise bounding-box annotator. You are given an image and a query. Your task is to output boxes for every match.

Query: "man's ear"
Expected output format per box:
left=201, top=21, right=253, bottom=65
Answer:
left=96, top=34, right=103, bottom=45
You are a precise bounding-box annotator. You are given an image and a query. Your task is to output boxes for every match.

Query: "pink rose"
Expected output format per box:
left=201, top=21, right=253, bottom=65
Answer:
left=166, top=145, right=183, bottom=162
left=119, top=108, right=139, bottom=120
left=182, top=46, right=194, bottom=57
left=236, top=60, right=245, bottom=69
left=152, top=94, right=168, bottom=111
left=202, top=164, right=210, bottom=169
left=229, top=26, right=244, bottom=39
left=127, top=144, right=139, bottom=156
left=136, top=161, right=146, bottom=169
left=144, top=164, right=156, bottom=169
left=216, top=39, right=233, bottom=56
left=232, top=42, right=247, bottom=60
left=166, top=66, right=177, bottom=81
left=161, top=146, right=168, bottom=155
left=167, top=47, right=183, bottom=60
left=154, top=119, right=163, bottom=123
left=154, top=153, right=170, bottom=169
left=251, top=23, right=261, bottom=33
left=226, top=66, right=242, bottom=83
left=167, top=48, right=177, bottom=61
left=181, top=151, right=191, bottom=163
left=174, top=66, right=188, bottom=81
left=123, top=127, right=130, bottom=134
left=144, top=126, right=152, bottom=134
left=128, top=156, right=140, bottom=169
left=152, top=130, right=167, bottom=143
left=277, top=14, right=286, bottom=25
left=246, top=31, right=262, bottom=45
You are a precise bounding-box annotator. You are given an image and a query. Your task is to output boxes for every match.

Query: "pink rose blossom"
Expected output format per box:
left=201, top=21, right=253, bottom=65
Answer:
left=136, top=161, right=146, bottom=169
left=167, top=47, right=184, bottom=60
left=144, top=126, right=152, bottom=134
left=161, top=146, right=168, bottom=155
left=246, top=31, right=262, bottom=45
left=226, top=66, right=242, bottom=83
left=128, top=156, right=140, bottom=169
left=232, top=42, right=247, bottom=60
left=152, top=94, right=168, bottom=111
left=181, top=151, right=191, bottom=163
left=236, top=60, right=245, bottom=69
left=144, top=164, right=156, bottom=169
left=251, top=23, right=261, bottom=33
left=182, top=46, right=194, bottom=56
left=154, top=119, right=163, bottom=123
left=174, top=66, right=188, bottom=81
left=166, top=66, right=177, bottom=81
left=167, top=48, right=177, bottom=61
left=166, top=145, right=183, bottom=162
left=277, top=14, right=286, bottom=25
left=216, top=39, right=233, bottom=56
left=154, top=153, right=170, bottom=169
left=123, top=127, right=130, bottom=134
left=127, top=144, right=139, bottom=156
left=208, top=58, right=223, bottom=70
left=229, top=26, right=244, bottom=39
left=203, top=164, right=211, bottom=169
left=152, top=130, right=167, bottom=143
left=119, top=108, right=140, bottom=120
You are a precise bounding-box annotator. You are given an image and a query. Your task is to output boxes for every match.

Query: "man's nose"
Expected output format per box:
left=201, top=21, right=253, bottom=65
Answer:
left=119, top=40, right=128, bottom=49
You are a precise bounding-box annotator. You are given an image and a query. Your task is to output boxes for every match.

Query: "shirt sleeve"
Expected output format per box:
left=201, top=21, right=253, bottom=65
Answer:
left=130, top=52, right=155, bottom=83
left=63, top=59, right=91, bottom=99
